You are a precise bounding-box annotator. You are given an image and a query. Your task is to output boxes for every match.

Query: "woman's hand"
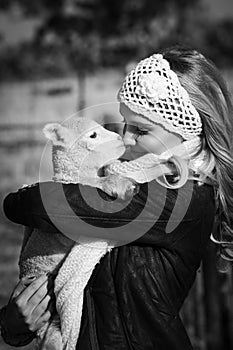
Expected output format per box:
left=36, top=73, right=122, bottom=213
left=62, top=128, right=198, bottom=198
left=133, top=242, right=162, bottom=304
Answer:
left=1, top=274, right=55, bottom=345
left=101, top=174, right=138, bottom=200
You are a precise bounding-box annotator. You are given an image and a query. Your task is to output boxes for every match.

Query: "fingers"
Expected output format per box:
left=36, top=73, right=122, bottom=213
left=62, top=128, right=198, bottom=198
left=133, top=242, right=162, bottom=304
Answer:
left=30, top=277, right=55, bottom=313
left=25, top=296, right=55, bottom=332
left=19, top=280, right=56, bottom=333
left=22, top=275, right=37, bottom=286
left=28, top=276, right=54, bottom=311
left=14, top=274, right=54, bottom=317
left=3, top=274, right=56, bottom=335
left=10, top=280, right=29, bottom=299
left=15, top=274, right=48, bottom=305
left=34, top=298, right=56, bottom=331
left=10, top=275, right=39, bottom=299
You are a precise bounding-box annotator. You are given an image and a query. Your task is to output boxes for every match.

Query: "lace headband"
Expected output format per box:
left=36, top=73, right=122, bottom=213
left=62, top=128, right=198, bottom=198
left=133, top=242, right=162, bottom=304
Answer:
left=118, top=54, right=202, bottom=140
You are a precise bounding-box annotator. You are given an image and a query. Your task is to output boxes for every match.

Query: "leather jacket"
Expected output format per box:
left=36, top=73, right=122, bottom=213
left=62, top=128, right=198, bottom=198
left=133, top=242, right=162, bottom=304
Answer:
left=3, top=180, right=215, bottom=349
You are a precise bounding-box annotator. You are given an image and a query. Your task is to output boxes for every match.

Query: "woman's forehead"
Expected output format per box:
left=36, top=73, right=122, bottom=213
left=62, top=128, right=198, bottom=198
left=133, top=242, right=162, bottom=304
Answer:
left=119, top=103, right=153, bottom=126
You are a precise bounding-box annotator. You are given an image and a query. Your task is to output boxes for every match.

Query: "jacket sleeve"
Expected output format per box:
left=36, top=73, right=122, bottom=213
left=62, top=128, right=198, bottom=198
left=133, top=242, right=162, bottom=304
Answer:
left=3, top=181, right=214, bottom=247
left=3, top=181, right=151, bottom=229
left=0, top=306, right=35, bottom=347
left=3, top=181, right=159, bottom=245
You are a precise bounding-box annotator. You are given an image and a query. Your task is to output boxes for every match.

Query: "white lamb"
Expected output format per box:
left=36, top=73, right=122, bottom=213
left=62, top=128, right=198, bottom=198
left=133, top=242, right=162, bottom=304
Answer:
left=19, top=117, right=138, bottom=350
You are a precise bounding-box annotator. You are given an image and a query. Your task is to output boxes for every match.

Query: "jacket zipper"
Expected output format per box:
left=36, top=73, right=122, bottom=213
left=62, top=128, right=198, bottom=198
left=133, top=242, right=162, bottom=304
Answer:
left=86, top=289, right=100, bottom=350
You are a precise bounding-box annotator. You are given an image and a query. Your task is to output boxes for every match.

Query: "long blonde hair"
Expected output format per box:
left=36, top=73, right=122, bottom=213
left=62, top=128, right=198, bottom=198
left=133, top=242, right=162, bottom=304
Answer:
left=162, top=46, right=233, bottom=264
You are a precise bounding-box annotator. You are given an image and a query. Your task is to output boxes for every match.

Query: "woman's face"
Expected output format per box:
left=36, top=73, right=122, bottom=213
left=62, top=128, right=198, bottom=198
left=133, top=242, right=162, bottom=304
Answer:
left=120, top=103, right=183, bottom=160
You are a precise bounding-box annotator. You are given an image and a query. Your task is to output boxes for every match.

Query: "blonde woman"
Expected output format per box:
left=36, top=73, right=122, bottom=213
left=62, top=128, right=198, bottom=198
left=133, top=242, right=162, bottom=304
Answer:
left=1, top=46, right=233, bottom=350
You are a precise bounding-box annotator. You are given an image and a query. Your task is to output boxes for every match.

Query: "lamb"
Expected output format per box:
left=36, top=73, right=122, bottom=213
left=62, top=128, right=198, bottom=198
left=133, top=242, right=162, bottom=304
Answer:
left=19, top=118, right=139, bottom=350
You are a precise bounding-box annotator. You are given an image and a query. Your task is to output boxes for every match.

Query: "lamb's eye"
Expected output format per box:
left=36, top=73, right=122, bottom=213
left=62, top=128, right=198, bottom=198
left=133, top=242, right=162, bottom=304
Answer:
left=90, top=132, right=97, bottom=138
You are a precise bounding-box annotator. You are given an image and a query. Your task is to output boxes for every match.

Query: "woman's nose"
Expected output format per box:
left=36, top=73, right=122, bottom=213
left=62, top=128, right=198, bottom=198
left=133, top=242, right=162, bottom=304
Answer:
left=123, top=130, right=136, bottom=147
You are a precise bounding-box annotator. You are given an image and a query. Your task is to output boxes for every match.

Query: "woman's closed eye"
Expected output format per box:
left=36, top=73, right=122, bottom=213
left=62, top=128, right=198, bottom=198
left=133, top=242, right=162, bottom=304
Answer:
left=124, top=124, right=148, bottom=137
left=134, top=127, right=148, bottom=138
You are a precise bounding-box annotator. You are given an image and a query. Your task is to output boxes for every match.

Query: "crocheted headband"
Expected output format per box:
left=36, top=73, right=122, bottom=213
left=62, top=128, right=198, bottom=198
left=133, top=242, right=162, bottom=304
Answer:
left=118, top=54, right=202, bottom=140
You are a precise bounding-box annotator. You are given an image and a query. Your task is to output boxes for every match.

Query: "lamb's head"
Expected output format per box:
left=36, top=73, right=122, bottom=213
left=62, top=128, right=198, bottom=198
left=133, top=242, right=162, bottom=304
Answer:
left=43, top=118, right=125, bottom=183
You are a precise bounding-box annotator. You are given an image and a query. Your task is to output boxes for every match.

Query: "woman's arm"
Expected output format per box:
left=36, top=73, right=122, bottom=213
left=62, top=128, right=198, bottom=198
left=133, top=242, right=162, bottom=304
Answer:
left=3, top=181, right=151, bottom=239
left=0, top=275, right=55, bottom=347
left=3, top=180, right=214, bottom=247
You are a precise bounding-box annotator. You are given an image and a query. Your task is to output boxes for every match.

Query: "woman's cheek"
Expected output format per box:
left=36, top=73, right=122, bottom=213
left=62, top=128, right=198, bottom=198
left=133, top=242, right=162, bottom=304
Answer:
left=139, top=137, right=163, bottom=154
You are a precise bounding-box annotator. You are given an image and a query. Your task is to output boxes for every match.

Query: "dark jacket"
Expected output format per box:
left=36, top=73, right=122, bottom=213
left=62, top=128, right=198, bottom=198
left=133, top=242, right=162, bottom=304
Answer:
left=2, top=180, right=215, bottom=349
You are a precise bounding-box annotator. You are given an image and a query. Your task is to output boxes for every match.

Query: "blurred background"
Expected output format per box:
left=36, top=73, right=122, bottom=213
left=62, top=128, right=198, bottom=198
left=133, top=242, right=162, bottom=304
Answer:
left=0, top=1, right=233, bottom=349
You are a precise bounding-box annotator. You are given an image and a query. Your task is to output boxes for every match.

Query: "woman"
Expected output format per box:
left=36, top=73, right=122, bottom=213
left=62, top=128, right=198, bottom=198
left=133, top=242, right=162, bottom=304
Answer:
left=1, top=46, right=233, bottom=349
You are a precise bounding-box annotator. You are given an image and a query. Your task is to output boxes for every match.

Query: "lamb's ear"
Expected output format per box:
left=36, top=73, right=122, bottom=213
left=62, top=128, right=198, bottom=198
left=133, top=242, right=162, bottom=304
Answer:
left=43, top=123, right=71, bottom=146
